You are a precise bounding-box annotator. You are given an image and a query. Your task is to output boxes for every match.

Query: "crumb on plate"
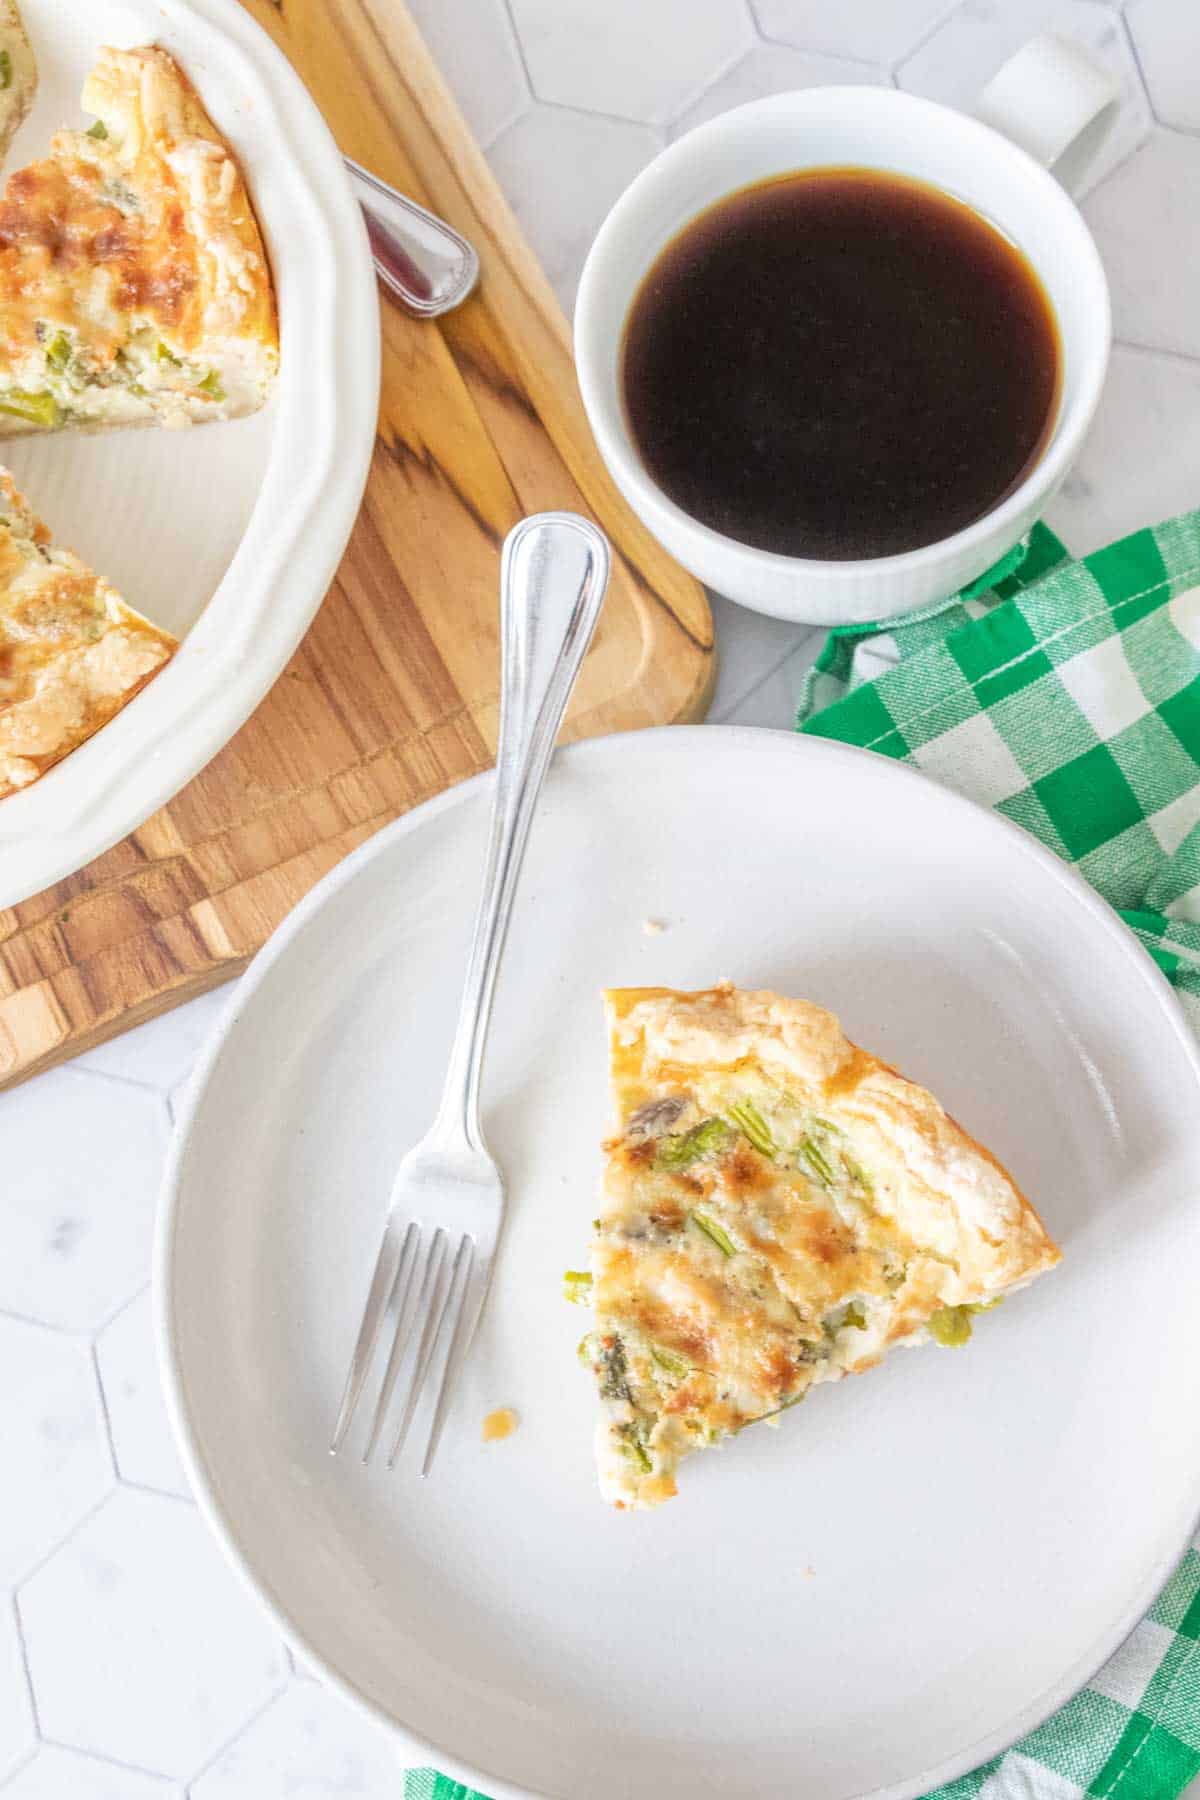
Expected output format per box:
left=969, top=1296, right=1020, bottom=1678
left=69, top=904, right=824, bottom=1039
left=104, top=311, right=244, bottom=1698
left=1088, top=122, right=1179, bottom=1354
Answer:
left=482, top=1407, right=518, bottom=1443
left=642, top=917, right=668, bottom=936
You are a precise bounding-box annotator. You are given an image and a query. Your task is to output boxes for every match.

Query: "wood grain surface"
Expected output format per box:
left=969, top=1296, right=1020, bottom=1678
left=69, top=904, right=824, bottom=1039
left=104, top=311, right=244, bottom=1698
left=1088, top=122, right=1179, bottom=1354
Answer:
left=0, top=0, right=713, bottom=1090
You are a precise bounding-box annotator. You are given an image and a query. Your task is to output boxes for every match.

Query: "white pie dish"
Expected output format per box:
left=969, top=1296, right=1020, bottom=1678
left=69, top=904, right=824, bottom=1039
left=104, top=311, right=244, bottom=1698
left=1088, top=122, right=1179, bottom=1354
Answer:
left=0, top=0, right=379, bottom=908
left=158, top=727, right=1200, bottom=1800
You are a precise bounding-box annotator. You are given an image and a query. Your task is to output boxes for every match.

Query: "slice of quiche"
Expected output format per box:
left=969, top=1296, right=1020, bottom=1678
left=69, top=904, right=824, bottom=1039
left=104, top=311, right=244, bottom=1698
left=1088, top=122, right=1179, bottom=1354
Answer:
left=0, top=467, right=175, bottom=797
left=0, top=2, right=36, bottom=166
left=574, top=984, right=1060, bottom=1509
left=0, top=44, right=277, bottom=435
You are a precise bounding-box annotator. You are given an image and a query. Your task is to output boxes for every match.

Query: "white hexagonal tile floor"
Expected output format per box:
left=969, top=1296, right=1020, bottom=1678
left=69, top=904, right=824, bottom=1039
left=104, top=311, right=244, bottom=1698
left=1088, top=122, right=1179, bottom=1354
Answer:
left=510, top=0, right=752, bottom=125
left=1126, top=0, right=1200, bottom=133
left=190, top=1684, right=400, bottom=1799
left=404, top=0, right=529, bottom=147
left=94, top=1292, right=191, bottom=1499
left=18, top=1490, right=287, bottom=1780
left=1083, top=127, right=1200, bottom=361
left=897, top=0, right=1151, bottom=195
left=6, top=5, right=1200, bottom=1800
left=74, top=988, right=231, bottom=1100
left=0, top=1068, right=166, bottom=1334
left=488, top=104, right=660, bottom=308
left=752, top=0, right=958, bottom=68
left=671, top=42, right=888, bottom=138
left=0, top=1318, right=111, bottom=1589
left=1045, top=344, right=1200, bottom=553
left=3, top=1746, right=182, bottom=1798
left=0, top=1600, right=33, bottom=1784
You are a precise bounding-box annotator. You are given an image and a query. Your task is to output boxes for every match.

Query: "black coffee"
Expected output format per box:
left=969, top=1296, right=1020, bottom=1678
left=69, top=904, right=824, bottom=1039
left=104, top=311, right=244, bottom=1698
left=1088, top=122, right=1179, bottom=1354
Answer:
left=621, top=167, right=1061, bottom=561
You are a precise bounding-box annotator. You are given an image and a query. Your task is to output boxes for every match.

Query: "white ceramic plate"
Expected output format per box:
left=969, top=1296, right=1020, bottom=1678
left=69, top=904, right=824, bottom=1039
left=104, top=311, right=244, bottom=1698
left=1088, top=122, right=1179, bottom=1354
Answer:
left=0, top=0, right=379, bottom=907
left=159, top=728, right=1200, bottom=1800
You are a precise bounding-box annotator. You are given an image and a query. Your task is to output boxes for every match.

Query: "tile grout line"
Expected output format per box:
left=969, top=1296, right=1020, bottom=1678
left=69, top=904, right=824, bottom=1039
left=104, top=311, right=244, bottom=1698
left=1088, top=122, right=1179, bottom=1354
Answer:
left=495, top=0, right=533, bottom=106
left=477, top=94, right=532, bottom=155
left=1112, top=338, right=1200, bottom=370
left=117, top=1477, right=196, bottom=1506
left=710, top=648, right=816, bottom=723
left=93, top=1280, right=152, bottom=1343
left=1081, top=111, right=1156, bottom=196
left=505, top=91, right=666, bottom=139
left=500, top=1, right=760, bottom=133
left=1117, top=3, right=1156, bottom=122
left=745, top=3, right=889, bottom=78
left=89, top=1340, right=120, bottom=1485
left=497, top=0, right=536, bottom=103
left=0, top=1306, right=80, bottom=1340
left=661, top=32, right=756, bottom=136
left=181, top=1667, right=292, bottom=1795
left=90, top=1279, right=162, bottom=1341
left=11, top=1490, right=114, bottom=1596
left=38, top=1734, right=182, bottom=1785
left=9, top=1590, right=40, bottom=1749
left=62, top=1061, right=173, bottom=1103
left=890, top=0, right=967, bottom=83
left=710, top=628, right=824, bottom=724
left=0, top=1747, right=37, bottom=1793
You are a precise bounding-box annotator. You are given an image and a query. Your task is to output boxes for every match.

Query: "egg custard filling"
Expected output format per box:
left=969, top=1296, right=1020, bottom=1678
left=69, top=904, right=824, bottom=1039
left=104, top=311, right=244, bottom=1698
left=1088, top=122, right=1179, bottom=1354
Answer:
left=573, top=984, right=1060, bottom=1509
left=0, top=44, right=277, bottom=436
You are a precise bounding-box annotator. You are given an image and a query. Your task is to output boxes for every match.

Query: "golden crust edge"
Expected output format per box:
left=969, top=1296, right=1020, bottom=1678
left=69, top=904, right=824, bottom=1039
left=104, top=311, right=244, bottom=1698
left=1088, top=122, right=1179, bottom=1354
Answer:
left=0, top=466, right=178, bottom=800
left=603, top=981, right=1061, bottom=1274
left=0, top=644, right=174, bottom=800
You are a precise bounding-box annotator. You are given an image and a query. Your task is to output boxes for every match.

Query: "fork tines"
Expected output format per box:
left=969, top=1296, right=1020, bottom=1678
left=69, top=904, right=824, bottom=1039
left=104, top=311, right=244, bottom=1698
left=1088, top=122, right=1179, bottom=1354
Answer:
left=330, top=1221, right=480, bottom=1475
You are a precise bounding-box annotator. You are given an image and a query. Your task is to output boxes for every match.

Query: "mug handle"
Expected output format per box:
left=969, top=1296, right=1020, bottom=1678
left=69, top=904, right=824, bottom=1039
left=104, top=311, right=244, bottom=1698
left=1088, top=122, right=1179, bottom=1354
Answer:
left=974, top=32, right=1121, bottom=196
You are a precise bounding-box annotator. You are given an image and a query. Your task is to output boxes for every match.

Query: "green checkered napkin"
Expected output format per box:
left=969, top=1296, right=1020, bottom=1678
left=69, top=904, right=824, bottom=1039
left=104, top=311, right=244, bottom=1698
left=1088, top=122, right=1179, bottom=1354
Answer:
left=408, top=511, right=1200, bottom=1800
left=799, top=515, right=1200, bottom=1037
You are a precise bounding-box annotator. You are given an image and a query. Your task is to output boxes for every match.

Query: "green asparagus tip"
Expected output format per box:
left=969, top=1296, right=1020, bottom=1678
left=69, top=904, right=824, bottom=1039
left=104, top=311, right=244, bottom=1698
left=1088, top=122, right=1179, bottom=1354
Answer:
left=929, top=1305, right=973, bottom=1348
left=691, top=1209, right=736, bottom=1258
left=655, top=1116, right=732, bottom=1170
left=727, top=1098, right=776, bottom=1158
left=0, top=389, right=60, bottom=429
left=801, top=1136, right=836, bottom=1186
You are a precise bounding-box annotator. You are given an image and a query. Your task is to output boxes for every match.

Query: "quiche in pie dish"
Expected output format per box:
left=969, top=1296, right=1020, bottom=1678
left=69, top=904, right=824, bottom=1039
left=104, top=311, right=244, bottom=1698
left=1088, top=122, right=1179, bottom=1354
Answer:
left=0, top=467, right=175, bottom=797
left=574, top=984, right=1061, bottom=1508
left=0, top=43, right=278, bottom=434
left=0, top=2, right=36, bottom=166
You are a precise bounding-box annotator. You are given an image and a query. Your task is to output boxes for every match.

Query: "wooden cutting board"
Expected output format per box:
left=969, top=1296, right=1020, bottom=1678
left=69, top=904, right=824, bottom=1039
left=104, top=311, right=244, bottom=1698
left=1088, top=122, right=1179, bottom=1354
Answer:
left=0, top=0, right=713, bottom=1089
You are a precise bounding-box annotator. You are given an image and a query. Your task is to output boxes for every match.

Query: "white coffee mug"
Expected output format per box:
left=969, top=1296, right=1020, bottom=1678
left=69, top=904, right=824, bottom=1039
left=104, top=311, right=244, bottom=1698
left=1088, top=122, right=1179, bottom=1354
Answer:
left=574, top=35, right=1116, bottom=627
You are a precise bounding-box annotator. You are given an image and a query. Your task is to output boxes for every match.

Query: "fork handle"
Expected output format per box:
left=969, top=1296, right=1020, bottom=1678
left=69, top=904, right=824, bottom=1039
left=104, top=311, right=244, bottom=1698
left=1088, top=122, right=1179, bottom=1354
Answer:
left=433, top=514, right=611, bottom=1149
left=344, top=156, right=480, bottom=319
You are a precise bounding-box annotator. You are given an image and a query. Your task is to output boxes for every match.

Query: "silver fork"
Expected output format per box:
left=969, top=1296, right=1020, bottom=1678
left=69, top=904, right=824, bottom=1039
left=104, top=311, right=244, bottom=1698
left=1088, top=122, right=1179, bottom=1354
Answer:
left=330, top=512, right=611, bottom=1475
